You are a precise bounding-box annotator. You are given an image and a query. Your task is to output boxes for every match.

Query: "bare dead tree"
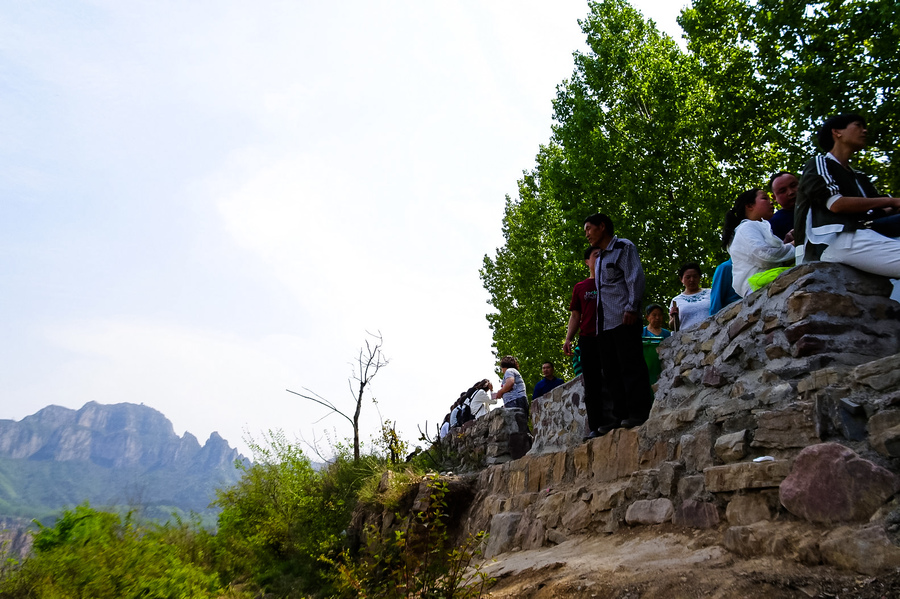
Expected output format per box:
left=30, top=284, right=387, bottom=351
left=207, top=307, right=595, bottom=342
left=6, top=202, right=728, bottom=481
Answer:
left=287, top=331, right=388, bottom=463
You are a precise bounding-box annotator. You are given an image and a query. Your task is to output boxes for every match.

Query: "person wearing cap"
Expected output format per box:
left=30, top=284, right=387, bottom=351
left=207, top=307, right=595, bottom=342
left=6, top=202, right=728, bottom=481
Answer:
left=795, top=114, right=900, bottom=283
left=642, top=304, right=671, bottom=339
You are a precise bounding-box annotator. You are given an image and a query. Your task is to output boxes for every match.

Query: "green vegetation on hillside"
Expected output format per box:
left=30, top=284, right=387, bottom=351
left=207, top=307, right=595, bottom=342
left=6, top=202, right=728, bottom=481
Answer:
left=0, top=430, right=486, bottom=598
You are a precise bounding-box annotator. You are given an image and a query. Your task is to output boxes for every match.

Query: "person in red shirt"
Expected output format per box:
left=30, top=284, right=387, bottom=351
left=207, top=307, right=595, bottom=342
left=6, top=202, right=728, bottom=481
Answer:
left=563, top=246, right=611, bottom=440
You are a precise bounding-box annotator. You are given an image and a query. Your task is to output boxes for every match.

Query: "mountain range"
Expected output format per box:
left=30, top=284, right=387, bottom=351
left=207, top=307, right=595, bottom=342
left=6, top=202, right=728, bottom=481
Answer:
left=0, top=401, right=246, bottom=526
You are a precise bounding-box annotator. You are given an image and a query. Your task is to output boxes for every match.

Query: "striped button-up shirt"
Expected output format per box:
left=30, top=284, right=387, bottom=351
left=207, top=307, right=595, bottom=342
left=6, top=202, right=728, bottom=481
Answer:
left=593, top=236, right=646, bottom=332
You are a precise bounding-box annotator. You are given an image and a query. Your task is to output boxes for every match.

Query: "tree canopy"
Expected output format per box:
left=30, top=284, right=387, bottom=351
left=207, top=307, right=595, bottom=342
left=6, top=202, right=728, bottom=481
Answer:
left=481, top=0, right=897, bottom=381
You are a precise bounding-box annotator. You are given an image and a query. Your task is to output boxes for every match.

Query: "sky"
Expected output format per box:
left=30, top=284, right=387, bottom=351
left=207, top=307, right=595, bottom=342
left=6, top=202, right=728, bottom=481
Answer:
left=1, top=0, right=688, bottom=459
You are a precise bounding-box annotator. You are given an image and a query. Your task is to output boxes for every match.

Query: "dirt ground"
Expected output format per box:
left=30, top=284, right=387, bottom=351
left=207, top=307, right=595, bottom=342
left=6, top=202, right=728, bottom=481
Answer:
left=479, top=525, right=900, bottom=599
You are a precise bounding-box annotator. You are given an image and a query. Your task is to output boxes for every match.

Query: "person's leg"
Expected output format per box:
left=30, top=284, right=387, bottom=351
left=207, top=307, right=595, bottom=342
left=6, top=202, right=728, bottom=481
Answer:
left=579, top=335, right=616, bottom=432
left=821, top=230, right=900, bottom=278
left=597, top=329, right=629, bottom=423
left=607, top=324, right=653, bottom=425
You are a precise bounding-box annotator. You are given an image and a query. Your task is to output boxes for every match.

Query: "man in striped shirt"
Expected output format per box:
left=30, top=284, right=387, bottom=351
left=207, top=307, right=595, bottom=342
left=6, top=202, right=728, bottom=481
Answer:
left=795, top=113, right=900, bottom=280
left=582, top=213, right=653, bottom=436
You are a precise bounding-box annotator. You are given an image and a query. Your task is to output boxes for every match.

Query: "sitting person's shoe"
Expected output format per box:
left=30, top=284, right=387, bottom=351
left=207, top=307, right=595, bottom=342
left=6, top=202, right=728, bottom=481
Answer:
left=620, top=417, right=647, bottom=429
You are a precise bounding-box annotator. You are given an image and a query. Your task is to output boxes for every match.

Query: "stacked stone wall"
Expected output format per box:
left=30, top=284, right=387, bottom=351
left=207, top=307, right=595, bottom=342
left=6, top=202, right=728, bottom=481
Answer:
left=459, top=263, right=900, bottom=574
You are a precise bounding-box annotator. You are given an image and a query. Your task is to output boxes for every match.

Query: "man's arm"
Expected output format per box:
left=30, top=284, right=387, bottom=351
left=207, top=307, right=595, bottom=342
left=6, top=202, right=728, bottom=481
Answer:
left=563, top=310, right=581, bottom=356
left=829, top=196, right=900, bottom=213
left=621, top=243, right=646, bottom=325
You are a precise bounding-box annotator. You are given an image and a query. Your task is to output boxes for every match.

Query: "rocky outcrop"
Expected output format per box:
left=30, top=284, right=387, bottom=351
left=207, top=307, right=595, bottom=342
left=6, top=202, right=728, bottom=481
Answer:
left=0, top=401, right=239, bottom=470
left=451, top=263, right=900, bottom=575
left=0, top=402, right=246, bottom=526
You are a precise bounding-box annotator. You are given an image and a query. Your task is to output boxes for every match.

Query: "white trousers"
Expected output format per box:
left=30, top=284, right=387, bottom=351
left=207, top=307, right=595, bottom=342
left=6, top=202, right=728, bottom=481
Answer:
left=821, top=229, right=900, bottom=299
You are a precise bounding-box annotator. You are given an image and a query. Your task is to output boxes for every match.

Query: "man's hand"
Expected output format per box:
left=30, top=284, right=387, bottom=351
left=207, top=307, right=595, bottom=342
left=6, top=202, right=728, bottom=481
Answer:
left=623, top=311, right=638, bottom=325
left=783, top=229, right=795, bottom=244
left=563, top=340, right=574, bottom=357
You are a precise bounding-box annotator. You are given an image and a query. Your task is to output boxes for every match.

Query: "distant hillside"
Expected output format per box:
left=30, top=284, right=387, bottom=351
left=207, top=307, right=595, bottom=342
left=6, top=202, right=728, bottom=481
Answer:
left=0, top=402, right=247, bottom=524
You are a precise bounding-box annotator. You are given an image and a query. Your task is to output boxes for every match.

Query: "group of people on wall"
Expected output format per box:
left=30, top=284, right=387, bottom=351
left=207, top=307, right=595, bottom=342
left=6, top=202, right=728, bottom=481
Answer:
left=562, top=112, right=899, bottom=441
left=438, top=358, right=565, bottom=438
left=443, top=113, right=899, bottom=444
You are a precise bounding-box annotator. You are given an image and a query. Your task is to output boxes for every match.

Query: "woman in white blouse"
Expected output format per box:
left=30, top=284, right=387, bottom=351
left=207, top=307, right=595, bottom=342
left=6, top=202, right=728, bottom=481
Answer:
left=722, top=188, right=794, bottom=297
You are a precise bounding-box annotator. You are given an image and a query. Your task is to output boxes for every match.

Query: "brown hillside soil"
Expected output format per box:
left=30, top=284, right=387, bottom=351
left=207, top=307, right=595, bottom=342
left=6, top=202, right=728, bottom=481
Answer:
left=480, top=525, right=900, bottom=599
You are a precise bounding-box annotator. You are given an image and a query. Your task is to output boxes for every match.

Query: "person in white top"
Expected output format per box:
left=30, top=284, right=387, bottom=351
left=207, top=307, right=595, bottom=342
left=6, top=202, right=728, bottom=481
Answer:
left=723, top=188, right=794, bottom=297
left=668, top=262, right=711, bottom=331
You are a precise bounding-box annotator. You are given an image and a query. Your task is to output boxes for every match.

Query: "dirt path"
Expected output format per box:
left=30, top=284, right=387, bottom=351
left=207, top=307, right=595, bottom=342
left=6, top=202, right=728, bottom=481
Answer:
left=480, top=525, right=900, bottom=598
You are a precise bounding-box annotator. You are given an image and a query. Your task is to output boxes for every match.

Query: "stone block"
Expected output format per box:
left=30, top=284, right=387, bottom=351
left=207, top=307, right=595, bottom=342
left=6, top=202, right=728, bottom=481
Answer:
left=797, top=367, right=842, bottom=395
left=786, top=291, right=861, bottom=322
left=673, top=499, right=719, bottom=528
left=704, top=460, right=791, bottom=492
left=561, top=500, right=592, bottom=533
left=590, top=480, right=629, bottom=511
left=766, top=263, right=814, bottom=296
left=484, top=511, right=522, bottom=558
left=820, top=525, right=900, bottom=575
left=572, top=441, right=591, bottom=478
left=868, top=410, right=900, bottom=457
left=535, top=492, right=566, bottom=529
left=779, top=442, right=900, bottom=523
left=625, top=498, right=674, bottom=525
left=680, top=427, right=715, bottom=472
left=639, top=439, right=668, bottom=470
left=677, top=474, right=707, bottom=501
left=658, top=461, right=684, bottom=497
left=714, top=429, right=748, bottom=463
left=507, top=469, right=526, bottom=495
left=853, top=354, right=900, bottom=392
left=517, top=516, right=546, bottom=551
left=751, top=403, right=819, bottom=449
left=726, top=493, right=772, bottom=525
left=546, top=528, right=567, bottom=545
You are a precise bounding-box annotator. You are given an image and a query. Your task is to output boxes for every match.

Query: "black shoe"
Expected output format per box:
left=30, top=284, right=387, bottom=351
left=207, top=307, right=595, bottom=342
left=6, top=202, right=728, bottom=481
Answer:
left=596, top=421, right=620, bottom=435
left=621, top=417, right=647, bottom=429
left=582, top=430, right=601, bottom=442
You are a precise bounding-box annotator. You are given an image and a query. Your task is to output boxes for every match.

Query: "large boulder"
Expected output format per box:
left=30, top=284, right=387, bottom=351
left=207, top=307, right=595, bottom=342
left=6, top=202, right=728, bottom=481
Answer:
left=779, top=443, right=900, bottom=523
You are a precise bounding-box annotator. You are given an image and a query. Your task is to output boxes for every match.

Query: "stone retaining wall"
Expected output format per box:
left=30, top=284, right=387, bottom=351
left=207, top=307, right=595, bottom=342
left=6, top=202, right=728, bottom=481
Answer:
left=460, top=263, right=900, bottom=574
left=438, top=405, right=532, bottom=470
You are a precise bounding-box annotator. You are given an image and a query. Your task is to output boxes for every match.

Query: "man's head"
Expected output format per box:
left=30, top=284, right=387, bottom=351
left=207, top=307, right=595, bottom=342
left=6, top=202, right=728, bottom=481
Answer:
left=818, top=113, right=867, bottom=151
left=769, top=171, right=799, bottom=210
left=541, top=362, right=555, bottom=379
left=583, top=213, right=614, bottom=247
left=583, top=246, right=602, bottom=275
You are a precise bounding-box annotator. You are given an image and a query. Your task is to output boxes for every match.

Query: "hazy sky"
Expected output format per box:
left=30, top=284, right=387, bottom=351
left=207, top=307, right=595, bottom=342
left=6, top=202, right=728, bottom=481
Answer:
left=2, top=1, right=687, bottom=458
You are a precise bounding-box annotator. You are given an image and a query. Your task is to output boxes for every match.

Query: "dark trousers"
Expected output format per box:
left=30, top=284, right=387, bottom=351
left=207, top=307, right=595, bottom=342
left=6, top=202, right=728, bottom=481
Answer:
left=578, top=335, right=616, bottom=431
left=598, top=323, right=653, bottom=422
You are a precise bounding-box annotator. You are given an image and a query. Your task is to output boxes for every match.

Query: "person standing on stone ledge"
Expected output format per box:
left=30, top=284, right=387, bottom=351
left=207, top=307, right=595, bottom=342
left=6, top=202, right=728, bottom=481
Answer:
left=582, top=213, right=653, bottom=436
left=563, top=246, right=607, bottom=440
left=795, top=113, right=900, bottom=294
left=533, top=361, right=564, bottom=401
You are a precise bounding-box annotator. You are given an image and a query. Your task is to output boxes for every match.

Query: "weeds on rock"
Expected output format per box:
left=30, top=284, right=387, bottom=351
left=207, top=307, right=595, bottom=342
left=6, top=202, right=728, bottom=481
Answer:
left=327, top=474, right=493, bottom=598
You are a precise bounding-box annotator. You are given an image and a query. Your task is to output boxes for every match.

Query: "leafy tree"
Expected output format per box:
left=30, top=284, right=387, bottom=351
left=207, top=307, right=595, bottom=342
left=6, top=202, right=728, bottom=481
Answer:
left=0, top=505, right=227, bottom=599
left=482, top=0, right=731, bottom=380
left=482, top=0, right=898, bottom=376
left=211, top=431, right=374, bottom=596
left=680, top=0, right=900, bottom=191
